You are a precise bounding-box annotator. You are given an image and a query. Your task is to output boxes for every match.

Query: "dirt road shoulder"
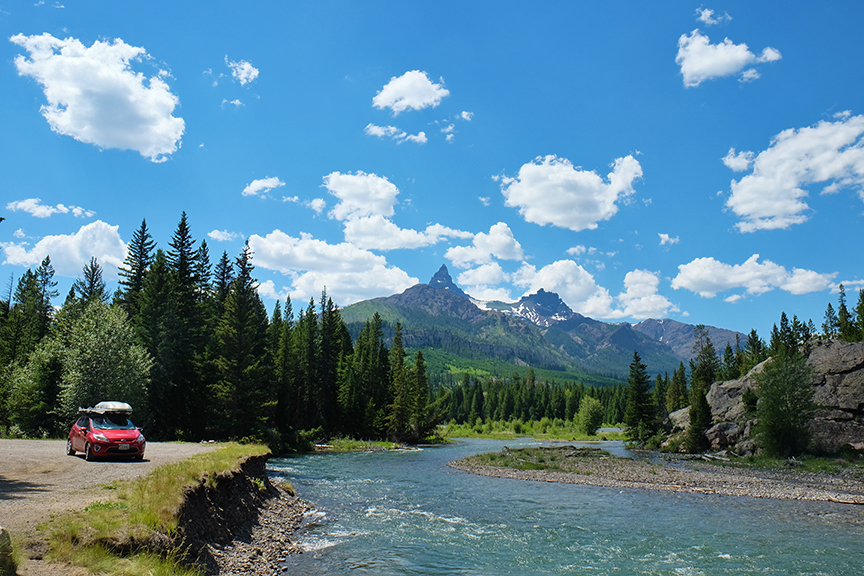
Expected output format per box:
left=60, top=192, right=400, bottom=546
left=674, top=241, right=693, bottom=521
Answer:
left=0, top=439, right=216, bottom=537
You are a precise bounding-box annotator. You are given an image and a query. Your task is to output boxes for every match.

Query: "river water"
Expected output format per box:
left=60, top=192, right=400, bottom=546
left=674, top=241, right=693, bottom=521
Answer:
left=268, top=438, right=863, bottom=575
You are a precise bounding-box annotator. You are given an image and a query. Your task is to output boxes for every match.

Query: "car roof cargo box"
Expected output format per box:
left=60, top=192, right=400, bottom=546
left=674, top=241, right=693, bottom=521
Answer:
left=79, top=401, right=133, bottom=415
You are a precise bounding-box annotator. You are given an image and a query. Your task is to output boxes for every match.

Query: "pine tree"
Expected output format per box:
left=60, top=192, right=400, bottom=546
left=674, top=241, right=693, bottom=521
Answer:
left=837, top=284, right=855, bottom=341
left=274, top=297, right=297, bottom=437
left=292, top=298, right=320, bottom=431
left=686, top=325, right=718, bottom=453
left=387, top=323, right=411, bottom=440
left=72, top=257, right=109, bottom=305
left=755, top=344, right=814, bottom=457
left=117, top=219, right=155, bottom=318
left=653, top=372, right=669, bottom=422
left=213, top=251, right=235, bottom=306
left=856, top=290, right=864, bottom=342
left=165, top=212, right=207, bottom=438
left=742, top=329, right=767, bottom=373
left=211, top=242, right=273, bottom=440
left=822, top=302, right=838, bottom=338
left=665, top=361, right=688, bottom=413
left=623, top=351, right=656, bottom=443
left=136, top=250, right=180, bottom=438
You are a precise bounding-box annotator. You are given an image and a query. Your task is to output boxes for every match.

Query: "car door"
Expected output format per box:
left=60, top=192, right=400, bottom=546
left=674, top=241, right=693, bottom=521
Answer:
left=71, top=416, right=89, bottom=452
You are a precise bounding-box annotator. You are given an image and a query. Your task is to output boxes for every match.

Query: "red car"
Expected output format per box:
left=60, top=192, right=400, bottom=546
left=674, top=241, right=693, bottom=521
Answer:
left=66, top=401, right=146, bottom=461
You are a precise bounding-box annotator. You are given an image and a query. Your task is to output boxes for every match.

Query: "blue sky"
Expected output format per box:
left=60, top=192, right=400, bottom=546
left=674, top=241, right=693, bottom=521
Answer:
left=2, top=1, right=863, bottom=338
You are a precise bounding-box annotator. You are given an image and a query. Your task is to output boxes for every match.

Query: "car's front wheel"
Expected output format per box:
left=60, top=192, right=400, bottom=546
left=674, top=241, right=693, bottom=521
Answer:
left=84, top=443, right=94, bottom=462
left=66, top=438, right=75, bottom=456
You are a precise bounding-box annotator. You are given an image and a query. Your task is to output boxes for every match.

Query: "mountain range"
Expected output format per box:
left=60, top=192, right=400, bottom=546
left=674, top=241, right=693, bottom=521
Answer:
left=341, top=265, right=744, bottom=384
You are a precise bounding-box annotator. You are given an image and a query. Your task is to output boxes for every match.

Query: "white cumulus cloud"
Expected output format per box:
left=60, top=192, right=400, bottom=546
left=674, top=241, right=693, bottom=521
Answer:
left=671, top=254, right=836, bottom=298
left=324, top=171, right=400, bottom=220
left=446, top=222, right=524, bottom=268
left=676, top=29, right=781, bottom=87
left=343, top=216, right=471, bottom=251
left=208, top=229, right=241, bottom=242
left=247, top=230, right=417, bottom=305
left=10, top=33, right=184, bottom=162
left=372, top=70, right=449, bottom=115
left=7, top=197, right=94, bottom=218
left=323, top=171, right=469, bottom=250
left=697, top=8, right=731, bottom=26
left=225, top=56, right=259, bottom=85
left=243, top=177, right=285, bottom=197
left=457, top=263, right=513, bottom=301
left=724, top=113, right=864, bottom=232
left=615, top=269, right=679, bottom=319
left=1, top=220, right=126, bottom=278
left=364, top=123, right=427, bottom=144
left=658, top=233, right=679, bottom=246
left=499, top=154, right=642, bottom=231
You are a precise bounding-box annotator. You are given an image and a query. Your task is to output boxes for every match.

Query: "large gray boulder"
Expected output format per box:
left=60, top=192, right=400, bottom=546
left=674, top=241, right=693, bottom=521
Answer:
left=703, top=339, right=864, bottom=454
left=806, top=339, right=864, bottom=453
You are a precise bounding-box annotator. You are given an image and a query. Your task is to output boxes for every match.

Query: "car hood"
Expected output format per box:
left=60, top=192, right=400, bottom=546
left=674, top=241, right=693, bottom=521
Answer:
left=92, top=428, right=142, bottom=441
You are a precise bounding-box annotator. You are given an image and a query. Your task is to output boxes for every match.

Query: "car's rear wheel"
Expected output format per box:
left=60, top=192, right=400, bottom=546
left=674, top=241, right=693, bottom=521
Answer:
left=85, top=443, right=94, bottom=462
left=66, top=438, right=75, bottom=456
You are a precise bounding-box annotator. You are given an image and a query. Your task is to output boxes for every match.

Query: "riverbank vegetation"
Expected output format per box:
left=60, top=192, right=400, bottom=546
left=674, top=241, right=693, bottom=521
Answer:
left=439, top=418, right=625, bottom=442
left=43, top=442, right=267, bottom=576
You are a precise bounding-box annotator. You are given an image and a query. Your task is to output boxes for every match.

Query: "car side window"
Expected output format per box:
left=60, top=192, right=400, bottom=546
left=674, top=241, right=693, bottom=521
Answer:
left=76, top=415, right=89, bottom=428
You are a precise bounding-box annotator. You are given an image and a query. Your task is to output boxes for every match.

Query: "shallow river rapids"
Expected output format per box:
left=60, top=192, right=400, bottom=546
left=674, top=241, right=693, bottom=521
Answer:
left=268, top=438, right=863, bottom=575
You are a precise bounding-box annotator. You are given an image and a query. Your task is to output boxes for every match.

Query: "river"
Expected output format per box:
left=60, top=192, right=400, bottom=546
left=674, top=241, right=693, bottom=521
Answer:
left=268, top=438, right=863, bottom=575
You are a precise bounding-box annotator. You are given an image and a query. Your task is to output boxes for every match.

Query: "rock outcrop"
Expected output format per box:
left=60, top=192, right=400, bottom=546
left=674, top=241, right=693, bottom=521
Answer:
left=700, top=339, right=864, bottom=454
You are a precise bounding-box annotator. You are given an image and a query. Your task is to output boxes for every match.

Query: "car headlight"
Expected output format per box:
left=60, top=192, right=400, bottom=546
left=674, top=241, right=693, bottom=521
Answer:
left=93, top=433, right=109, bottom=442
left=136, top=433, right=145, bottom=443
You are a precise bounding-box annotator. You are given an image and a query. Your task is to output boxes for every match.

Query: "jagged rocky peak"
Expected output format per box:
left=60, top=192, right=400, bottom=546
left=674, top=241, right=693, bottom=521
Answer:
left=427, top=264, right=470, bottom=299
left=511, top=289, right=575, bottom=326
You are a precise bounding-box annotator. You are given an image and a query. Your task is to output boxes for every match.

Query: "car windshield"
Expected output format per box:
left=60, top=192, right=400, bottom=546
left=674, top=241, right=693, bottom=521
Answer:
left=91, top=413, right=136, bottom=430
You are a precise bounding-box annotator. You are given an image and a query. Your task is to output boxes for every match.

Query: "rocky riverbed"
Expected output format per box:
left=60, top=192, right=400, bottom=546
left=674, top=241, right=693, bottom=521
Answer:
left=449, top=447, right=864, bottom=525
left=198, top=485, right=312, bottom=575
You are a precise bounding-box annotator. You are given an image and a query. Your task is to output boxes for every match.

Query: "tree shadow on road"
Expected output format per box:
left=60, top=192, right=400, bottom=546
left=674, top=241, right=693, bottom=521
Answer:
left=0, top=474, right=50, bottom=500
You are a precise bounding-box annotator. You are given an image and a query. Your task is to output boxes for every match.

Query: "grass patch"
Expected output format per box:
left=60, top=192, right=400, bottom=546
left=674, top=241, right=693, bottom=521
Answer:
left=439, top=419, right=626, bottom=442
left=322, top=437, right=399, bottom=452
left=43, top=442, right=269, bottom=576
left=464, top=445, right=615, bottom=474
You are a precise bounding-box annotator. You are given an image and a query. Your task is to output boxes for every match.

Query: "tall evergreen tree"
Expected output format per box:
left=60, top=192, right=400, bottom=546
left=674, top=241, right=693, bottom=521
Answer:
left=210, top=242, right=272, bottom=440
left=135, top=249, right=181, bottom=438
left=742, top=329, right=767, bottom=373
left=856, top=290, right=864, bottom=342
left=72, top=257, right=109, bottom=305
left=292, top=298, right=320, bottom=431
left=623, top=351, right=656, bottom=443
left=665, top=361, right=688, bottom=413
left=687, top=325, right=718, bottom=453
left=117, top=219, right=155, bottom=317
left=837, top=284, right=856, bottom=341
left=387, top=322, right=411, bottom=440
left=213, top=251, right=234, bottom=306
left=754, top=343, right=814, bottom=457
left=822, top=302, right=838, bottom=338
left=165, top=212, right=207, bottom=438
left=653, top=372, right=669, bottom=423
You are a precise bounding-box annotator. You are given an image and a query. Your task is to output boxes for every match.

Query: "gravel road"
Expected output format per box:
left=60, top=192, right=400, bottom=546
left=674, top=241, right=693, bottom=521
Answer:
left=0, top=438, right=216, bottom=537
